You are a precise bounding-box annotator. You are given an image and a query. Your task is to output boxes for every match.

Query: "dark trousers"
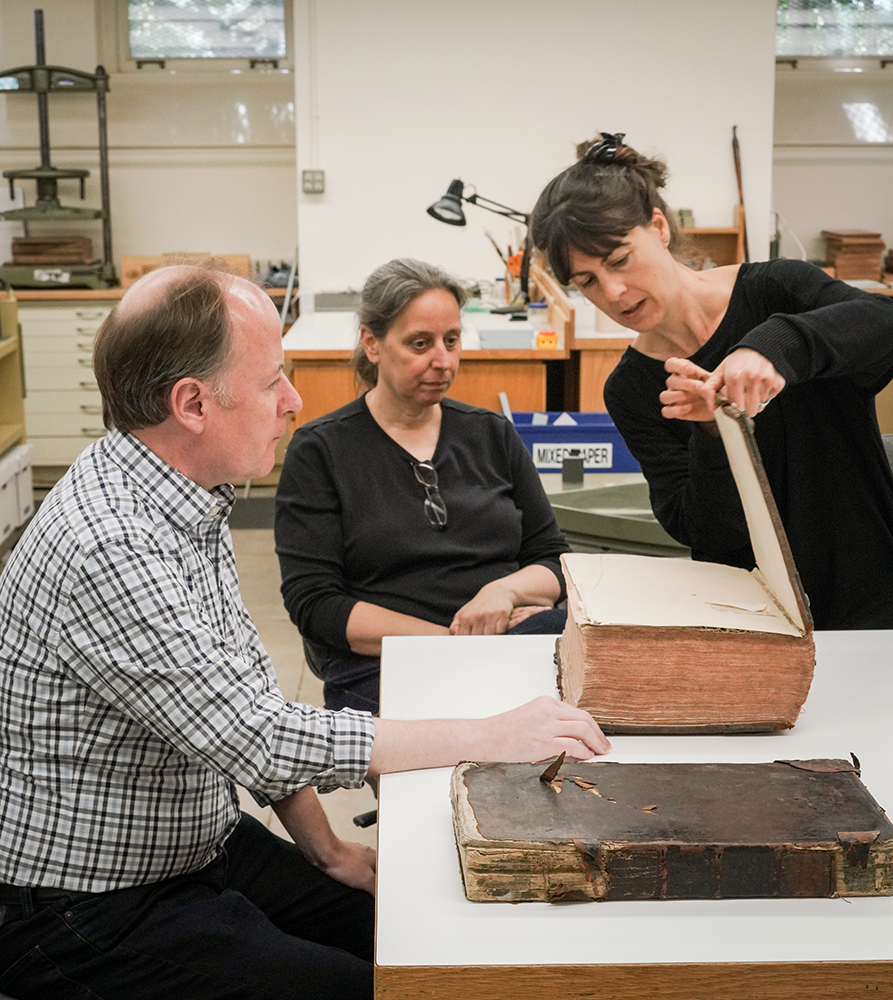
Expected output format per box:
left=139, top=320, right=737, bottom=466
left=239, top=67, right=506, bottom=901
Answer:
left=323, top=607, right=568, bottom=714
left=0, top=813, right=373, bottom=1000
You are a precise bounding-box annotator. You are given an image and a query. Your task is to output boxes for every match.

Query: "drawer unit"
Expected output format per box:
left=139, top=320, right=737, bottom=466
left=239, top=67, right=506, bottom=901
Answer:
left=23, top=336, right=99, bottom=367
left=19, top=301, right=115, bottom=466
left=20, top=304, right=110, bottom=326
left=24, top=390, right=104, bottom=419
left=28, top=436, right=106, bottom=466
left=23, top=368, right=100, bottom=392
left=24, top=414, right=107, bottom=438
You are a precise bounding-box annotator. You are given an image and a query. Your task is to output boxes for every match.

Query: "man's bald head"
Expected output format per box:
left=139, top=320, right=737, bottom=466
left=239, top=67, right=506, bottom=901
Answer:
left=93, top=265, right=243, bottom=433
left=116, top=264, right=215, bottom=315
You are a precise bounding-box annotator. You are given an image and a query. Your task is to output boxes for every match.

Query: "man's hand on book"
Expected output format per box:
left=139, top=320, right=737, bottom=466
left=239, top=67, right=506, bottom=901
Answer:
left=369, top=697, right=610, bottom=777
left=483, top=695, right=611, bottom=760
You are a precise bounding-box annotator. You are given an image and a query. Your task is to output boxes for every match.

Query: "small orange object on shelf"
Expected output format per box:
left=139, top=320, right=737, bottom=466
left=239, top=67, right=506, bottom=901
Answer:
left=506, top=251, right=524, bottom=277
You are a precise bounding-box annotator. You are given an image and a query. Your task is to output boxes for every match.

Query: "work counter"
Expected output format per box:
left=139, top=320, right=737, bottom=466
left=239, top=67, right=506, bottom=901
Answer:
left=375, top=631, right=893, bottom=999
left=282, top=310, right=568, bottom=427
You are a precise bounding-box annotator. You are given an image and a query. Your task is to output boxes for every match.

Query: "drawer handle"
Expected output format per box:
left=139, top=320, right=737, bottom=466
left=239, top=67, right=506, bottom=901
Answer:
left=79, top=404, right=103, bottom=415
left=77, top=358, right=94, bottom=367
left=75, top=327, right=100, bottom=334
left=75, top=311, right=107, bottom=320
left=79, top=381, right=99, bottom=389
left=81, top=427, right=105, bottom=436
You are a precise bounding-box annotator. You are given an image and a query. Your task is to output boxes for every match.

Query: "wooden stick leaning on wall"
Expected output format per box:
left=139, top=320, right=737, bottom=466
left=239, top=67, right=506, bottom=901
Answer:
left=732, top=126, right=750, bottom=264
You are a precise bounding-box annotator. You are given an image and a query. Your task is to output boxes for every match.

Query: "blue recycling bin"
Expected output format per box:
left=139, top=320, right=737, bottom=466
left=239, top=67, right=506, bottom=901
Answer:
left=511, top=412, right=640, bottom=473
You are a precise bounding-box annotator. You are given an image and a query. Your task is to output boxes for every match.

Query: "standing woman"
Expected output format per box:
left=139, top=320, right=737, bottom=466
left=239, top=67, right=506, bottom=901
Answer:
left=530, top=132, right=893, bottom=630
left=275, top=258, right=569, bottom=713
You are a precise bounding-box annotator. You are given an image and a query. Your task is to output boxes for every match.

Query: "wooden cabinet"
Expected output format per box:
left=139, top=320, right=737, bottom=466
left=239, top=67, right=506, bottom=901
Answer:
left=682, top=205, right=746, bottom=267
left=574, top=338, right=635, bottom=411
left=448, top=354, right=550, bottom=413
left=286, top=351, right=557, bottom=434
left=287, top=354, right=356, bottom=431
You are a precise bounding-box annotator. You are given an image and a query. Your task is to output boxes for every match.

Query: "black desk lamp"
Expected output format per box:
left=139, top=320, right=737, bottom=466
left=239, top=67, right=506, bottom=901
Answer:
left=427, top=178, right=531, bottom=304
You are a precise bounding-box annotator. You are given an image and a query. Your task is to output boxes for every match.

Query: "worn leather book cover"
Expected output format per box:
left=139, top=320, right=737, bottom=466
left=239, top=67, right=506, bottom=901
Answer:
left=451, top=758, right=893, bottom=903
left=558, top=404, right=815, bottom=733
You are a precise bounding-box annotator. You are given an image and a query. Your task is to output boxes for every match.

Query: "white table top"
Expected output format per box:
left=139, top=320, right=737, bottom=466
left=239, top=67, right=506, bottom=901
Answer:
left=376, top=631, right=893, bottom=968
left=281, top=309, right=359, bottom=351
left=281, top=308, right=537, bottom=352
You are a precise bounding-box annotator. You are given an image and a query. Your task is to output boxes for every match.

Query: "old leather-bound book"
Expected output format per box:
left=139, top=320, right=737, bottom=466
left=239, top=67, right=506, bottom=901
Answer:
left=451, top=758, right=893, bottom=903
left=557, top=404, right=815, bottom=733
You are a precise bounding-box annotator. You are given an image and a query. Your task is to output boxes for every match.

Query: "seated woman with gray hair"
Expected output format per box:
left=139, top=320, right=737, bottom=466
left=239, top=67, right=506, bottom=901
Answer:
left=275, top=258, right=569, bottom=714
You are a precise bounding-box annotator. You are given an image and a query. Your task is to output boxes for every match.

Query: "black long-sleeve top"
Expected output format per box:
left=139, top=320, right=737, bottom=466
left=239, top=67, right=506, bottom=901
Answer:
left=604, top=259, right=893, bottom=630
left=275, top=396, right=570, bottom=655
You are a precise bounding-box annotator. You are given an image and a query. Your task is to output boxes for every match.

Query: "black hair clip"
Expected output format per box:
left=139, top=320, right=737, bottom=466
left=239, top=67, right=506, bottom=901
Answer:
left=583, top=132, right=626, bottom=165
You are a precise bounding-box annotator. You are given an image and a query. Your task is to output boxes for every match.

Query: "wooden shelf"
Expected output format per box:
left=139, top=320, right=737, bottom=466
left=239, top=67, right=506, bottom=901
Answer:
left=682, top=206, right=746, bottom=267
left=1, top=292, right=28, bottom=457
left=14, top=288, right=125, bottom=301
left=0, top=422, right=25, bottom=455
left=0, top=336, right=18, bottom=362
left=15, top=285, right=292, bottom=302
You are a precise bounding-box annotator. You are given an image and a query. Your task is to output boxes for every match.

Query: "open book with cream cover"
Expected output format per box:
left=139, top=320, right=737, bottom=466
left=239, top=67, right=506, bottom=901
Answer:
left=557, top=404, right=815, bottom=733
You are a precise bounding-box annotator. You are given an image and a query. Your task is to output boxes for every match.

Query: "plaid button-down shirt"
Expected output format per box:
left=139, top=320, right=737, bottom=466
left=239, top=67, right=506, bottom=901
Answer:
left=0, top=430, right=374, bottom=892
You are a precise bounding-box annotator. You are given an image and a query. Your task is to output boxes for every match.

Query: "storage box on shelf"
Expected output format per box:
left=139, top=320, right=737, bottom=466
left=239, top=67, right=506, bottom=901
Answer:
left=0, top=450, right=18, bottom=546
left=821, top=230, right=884, bottom=281
left=0, top=443, right=34, bottom=547
left=13, top=443, right=34, bottom=524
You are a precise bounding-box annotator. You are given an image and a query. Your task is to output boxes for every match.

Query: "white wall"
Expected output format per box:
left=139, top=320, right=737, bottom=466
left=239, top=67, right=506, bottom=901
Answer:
left=0, top=0, right=297, bottom=274
left=0, top=0, right=782, bottom=289
left=774, top=66, right=893, bottom=262
left=293, top=0, right=778, bottom=294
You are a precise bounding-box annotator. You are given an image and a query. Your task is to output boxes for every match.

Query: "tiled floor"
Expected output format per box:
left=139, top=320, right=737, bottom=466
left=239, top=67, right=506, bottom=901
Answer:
left=230, top=527, right=378, bottom=850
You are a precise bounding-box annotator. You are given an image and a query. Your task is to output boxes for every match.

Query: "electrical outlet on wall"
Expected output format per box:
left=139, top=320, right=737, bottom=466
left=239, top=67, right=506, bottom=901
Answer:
left=302, top=170, right=325, bottom=194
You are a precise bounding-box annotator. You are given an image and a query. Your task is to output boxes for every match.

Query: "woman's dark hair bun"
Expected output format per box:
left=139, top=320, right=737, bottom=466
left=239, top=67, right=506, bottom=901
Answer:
left=530, top=133, right=685, bottom=285
left=579, top=132, right=626, bottom=165
left=576, top=133, right=668, bottom=190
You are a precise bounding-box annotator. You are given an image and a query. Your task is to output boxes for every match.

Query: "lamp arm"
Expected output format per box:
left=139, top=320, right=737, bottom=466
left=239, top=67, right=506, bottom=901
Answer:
left=465, top=192, right=529, bottom=226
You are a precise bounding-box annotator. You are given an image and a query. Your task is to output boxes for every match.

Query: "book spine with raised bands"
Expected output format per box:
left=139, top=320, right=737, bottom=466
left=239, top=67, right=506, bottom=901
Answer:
left=576, top=840, right=893, bottom=899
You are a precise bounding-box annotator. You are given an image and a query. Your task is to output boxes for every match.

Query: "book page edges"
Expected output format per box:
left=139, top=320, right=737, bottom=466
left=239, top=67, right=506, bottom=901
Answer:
left=562, top=552, right=804, bottom=637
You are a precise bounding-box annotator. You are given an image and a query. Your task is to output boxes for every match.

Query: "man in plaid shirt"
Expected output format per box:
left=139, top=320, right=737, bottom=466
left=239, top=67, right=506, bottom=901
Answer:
left=0, top=265, right=608, bottom=1000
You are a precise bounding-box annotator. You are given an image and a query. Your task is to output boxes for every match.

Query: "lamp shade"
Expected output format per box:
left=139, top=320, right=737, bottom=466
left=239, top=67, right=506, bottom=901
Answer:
left=426, top=179, right=466, bottom=226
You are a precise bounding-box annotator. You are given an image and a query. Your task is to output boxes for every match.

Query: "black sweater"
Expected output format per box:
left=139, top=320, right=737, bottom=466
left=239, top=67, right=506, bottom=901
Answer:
left=604, top=259, right=893, bottom=630
left=275, top=396, right=569, bottom=655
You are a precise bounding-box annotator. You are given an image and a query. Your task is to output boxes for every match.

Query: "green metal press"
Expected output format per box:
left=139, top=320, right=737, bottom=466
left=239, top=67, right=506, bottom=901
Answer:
left=0, top=8, right=116, bottom=289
